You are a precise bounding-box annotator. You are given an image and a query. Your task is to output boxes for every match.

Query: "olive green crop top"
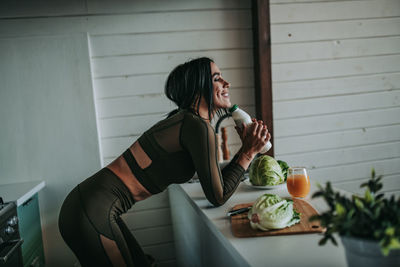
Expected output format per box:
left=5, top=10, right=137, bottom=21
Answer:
left=122, top=109, right=245, bottom=207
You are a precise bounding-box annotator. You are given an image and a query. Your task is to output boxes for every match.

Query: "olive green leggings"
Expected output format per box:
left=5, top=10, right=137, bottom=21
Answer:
left=58, top=168, right=154, bottom=266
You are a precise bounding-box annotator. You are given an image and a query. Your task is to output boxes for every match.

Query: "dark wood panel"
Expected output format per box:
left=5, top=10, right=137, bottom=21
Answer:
left=252, top=0, right=274, bottom=156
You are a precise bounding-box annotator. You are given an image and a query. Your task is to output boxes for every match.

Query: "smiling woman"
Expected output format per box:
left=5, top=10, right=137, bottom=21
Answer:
left=211, top=62, right=232, bottom=110
left=58, top=57, right=271, bottom=267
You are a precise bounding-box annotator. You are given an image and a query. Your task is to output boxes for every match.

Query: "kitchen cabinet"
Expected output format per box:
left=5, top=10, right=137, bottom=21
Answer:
left=0, top=181, right=45, bottom=267
left=18, top=193, right=45, bottom=267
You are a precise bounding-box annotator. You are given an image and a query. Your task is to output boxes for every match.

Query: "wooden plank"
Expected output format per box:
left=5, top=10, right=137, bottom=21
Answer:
left=274, top=107, right=400, bottom=137
left=271, top=17, right=400, bottom=44
left=0, top=10, right=251, bottom=37
left=88, top=10, right=252, bottom=35
left=94, top=68, right=254, bottom=99
left=272, top=54, right=400, bottom=82
left=384, top=191, right=400, bottom=198
left=309, top=157, right=400, bottom=183
left=333, top=173, right=400, bottom=195
left=278, top=141, right=400, bottom=170
left=0, top=17, right=88, bottom=38
left=87, top=0, right=250, bottom=14
left=131, top=225, right=174, bottom=247
left=92, top=49, right=254, bottom=78
left=99, top=113, right=164, bottom=138
left=130, top=190, right=170, bottom=212
left=90, top=29, right=253, bottom=57
left=270, top=0, right=400, bottom=24
left=142, top=242, right=176, bottom=262
left=122, top=208, right=172, bottom=230
left=0, top=0, right=249, bottom=20
left=0, top=0, right=249, bottom=19
left=275, top=124, right=400, bottom=155
left=273, top=72, right=400, bottom=101
left=97, top=94, right=173, bottom=118
left=271, top=36, right=400, bottom=63
left=252, top=0, right=274, bottom=156
left=0, top=0, right=86, bottom=18
left=101, top=136, right=136, bottom=158
left=94, top=73, right=167, bottom=99
left=274, top=90, right=400, bottom=119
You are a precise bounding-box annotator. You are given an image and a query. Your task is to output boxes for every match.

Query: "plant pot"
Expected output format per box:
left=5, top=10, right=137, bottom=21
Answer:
left=341, top=236, right=400, bottom=267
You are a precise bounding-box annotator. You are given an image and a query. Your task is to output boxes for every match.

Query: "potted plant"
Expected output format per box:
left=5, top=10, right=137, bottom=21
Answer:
left=310, top=169, right=400, bottom=267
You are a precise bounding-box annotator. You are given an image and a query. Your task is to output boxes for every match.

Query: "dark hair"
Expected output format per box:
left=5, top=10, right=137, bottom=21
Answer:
left=165, top=57, right=215, bottom=119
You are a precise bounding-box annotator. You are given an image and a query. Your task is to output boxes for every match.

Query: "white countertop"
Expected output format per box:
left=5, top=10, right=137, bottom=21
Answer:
left=0, top=180, right=45, bottom=206
left=176, top=180, right=348, bottom=267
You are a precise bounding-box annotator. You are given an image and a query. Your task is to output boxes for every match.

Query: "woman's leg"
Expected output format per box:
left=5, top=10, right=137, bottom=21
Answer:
left=59, top=169, right=153, bottom=266
left=59, top=187, right=115, bottom=266
left=115, top=216, right=154, bottom=266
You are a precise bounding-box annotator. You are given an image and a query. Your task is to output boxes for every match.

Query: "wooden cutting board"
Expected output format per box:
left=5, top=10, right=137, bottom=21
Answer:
left=230, top=198, right=325, bottom=238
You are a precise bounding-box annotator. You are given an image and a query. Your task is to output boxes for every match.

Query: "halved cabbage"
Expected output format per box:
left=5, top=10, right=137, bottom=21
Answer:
left=248, top=194, right=300, bottom=231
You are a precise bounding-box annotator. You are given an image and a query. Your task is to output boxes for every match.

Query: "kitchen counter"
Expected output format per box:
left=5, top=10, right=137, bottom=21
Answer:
left=169, top=180, right=348, bottom=267
left=0, top=180, right=45, bottom=206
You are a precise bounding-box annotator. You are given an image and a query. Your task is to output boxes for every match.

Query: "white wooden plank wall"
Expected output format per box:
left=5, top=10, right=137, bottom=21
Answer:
left=88, top=1, right=253, bottom=266
left=267, top=0, right=400, bottom=197
left=0, top=1, right=254, bottom=266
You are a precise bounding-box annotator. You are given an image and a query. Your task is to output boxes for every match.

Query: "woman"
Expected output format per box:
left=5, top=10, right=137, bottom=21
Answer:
left=58, top=57, right=271, bottom=267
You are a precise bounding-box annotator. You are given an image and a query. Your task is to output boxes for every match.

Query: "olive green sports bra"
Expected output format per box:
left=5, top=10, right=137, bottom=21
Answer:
left=122, top=109, right=245, bottom=206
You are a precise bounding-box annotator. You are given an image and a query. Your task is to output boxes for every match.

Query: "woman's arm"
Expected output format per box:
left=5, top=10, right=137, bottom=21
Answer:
left=180, top=115, right=243, bottom=206
left=180, top=115, right=269, bottom=206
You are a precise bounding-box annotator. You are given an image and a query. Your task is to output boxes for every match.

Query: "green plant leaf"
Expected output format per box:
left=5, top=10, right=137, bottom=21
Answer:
left=380, top=237, right=400, bottom=256
left=354, top=198, right=364, bottom=210
left=319, top=236, right=328, bottom=246
left=335, top=203, right=346, bottom=216
left=364, top=188, right=373, bottom=203
left=312, top=191, right=324, bottom=198
left=330, top=235, right=338, bottom=246
left=385, top=227, right=395, bottom=237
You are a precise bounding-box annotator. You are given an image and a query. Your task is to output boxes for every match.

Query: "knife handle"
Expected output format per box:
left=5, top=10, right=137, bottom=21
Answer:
left=227, top=207, right=251, bottom=217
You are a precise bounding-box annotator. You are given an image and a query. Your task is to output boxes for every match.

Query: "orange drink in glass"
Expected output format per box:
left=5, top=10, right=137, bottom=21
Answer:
left=287, top=167, right=310, bottom=198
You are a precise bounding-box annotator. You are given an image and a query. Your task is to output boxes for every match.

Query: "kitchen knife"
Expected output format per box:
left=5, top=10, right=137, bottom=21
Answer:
left=227, top=206, right=251, bottom=217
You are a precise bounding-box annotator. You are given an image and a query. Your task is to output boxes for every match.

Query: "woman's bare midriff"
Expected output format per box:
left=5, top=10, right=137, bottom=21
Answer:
left=106, top=142, right=153, bottom=202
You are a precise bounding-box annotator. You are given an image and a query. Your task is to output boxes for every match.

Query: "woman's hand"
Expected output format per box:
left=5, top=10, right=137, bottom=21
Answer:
left=235, top=118, right=271, bottom=158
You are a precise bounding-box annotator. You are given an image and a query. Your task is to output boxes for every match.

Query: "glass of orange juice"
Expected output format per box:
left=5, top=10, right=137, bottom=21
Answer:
left=287, top=167, right=310, bottom=198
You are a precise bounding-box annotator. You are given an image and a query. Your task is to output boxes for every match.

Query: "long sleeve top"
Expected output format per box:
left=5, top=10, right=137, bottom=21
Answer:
left=122, top=109, right=245, bottom=206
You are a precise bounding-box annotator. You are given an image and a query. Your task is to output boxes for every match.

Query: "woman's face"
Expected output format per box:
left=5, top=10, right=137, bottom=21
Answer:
left=211, top=62, right=231, bottom=109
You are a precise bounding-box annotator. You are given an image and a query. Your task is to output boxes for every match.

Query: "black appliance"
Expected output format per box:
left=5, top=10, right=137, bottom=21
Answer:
left=0, top=198, right=23, bottom=267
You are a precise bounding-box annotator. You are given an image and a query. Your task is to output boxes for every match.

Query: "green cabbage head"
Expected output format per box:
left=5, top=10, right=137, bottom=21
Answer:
left=248, top=194, right=300, bottom=231
left=249, top=155, right=285, bottom=186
